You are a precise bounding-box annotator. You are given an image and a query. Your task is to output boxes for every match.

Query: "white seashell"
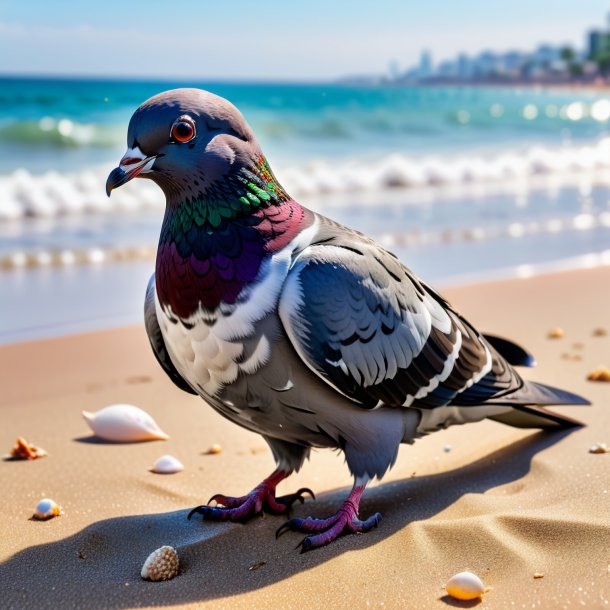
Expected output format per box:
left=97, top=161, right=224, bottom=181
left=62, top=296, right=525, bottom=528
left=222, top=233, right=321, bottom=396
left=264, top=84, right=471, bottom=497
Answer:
left=141, top=546, right=179, bottom=581
left=32, top=498, right=62, bottom=520
left=151, top=454, right=184, bottom=474
left=445, top=571, right=488, bottom=601
left=82, top=404, right=169, bottom=442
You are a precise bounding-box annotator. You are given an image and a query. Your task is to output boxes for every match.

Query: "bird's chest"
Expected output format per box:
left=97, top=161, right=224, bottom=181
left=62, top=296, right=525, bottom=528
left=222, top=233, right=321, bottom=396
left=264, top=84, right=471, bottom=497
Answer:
left=154, top=251, right=291, bottom=398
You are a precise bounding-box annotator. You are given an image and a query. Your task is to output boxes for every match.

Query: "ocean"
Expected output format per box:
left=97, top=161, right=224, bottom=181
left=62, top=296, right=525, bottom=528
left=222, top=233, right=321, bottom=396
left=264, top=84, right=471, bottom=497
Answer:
left=1, top=77, right=610, bottom=342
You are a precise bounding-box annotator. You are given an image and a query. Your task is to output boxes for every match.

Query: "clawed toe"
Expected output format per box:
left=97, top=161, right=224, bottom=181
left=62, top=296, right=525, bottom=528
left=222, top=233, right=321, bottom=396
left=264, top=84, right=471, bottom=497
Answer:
left=275, top=508, right=382, bottom=551
left=187, top=471, right=315, bottom=525
left=276, top=487, right=315, bottom=508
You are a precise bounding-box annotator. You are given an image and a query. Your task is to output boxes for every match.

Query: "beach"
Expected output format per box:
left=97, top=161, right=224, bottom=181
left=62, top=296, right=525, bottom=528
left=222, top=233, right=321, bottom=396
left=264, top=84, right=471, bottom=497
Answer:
left=1, top=266, right=608, bottom=610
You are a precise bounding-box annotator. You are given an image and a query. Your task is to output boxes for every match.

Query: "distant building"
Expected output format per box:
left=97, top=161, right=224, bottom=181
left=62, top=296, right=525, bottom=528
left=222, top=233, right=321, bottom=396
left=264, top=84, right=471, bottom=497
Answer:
left=457, top=54, right=473, bottom=80
left=472, top=51, right=500, bottom=77
left=588, top=30, right=610, bottom=59
left=532, top=44, right=560, bottom=68
left=384, top=10, right=610, bottom=86
left=418, top=50, right=433, bottom=79
left=502, top=51, right=526, bottom=72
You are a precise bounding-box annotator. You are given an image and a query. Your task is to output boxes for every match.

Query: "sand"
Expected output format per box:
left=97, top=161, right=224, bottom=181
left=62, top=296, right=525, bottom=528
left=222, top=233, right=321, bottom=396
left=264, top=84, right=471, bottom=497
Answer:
left=0, top=267, right=609, bottom=609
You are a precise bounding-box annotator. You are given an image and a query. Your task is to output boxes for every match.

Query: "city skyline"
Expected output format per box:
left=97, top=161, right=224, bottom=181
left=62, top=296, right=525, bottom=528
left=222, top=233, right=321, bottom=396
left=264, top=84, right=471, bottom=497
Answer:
left=0, top=1, right=609, bottom=80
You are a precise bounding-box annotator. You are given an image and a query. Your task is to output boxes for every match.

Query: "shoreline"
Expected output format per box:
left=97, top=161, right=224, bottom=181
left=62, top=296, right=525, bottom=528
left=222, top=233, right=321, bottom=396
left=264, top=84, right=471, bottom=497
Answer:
left=1, top=266, right=608, bottom=609
left=2, top=252, right=610, bottom=347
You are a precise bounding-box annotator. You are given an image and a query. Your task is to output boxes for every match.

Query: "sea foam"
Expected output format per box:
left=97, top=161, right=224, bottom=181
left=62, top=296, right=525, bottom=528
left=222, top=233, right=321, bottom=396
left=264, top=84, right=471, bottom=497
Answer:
left=2, top=138, right=610, bottom=220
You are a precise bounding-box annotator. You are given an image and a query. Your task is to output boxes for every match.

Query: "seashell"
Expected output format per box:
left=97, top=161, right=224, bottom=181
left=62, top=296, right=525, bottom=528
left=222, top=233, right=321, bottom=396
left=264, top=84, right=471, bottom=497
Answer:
left=547, top=328, right=564, bottom=339
left=9, top=436, right=47, bottom=460
left=151, top=454, right=184, bottom=474
left=32, top=498, right=62, bottom=520
left=82, top=404, right=169, bottom=442
left=587, top=366, right=610, bottom=382
left=205, top=444, right=222, bottom=455
left=445, top=571, right=489, bottom=601
left=589, top=442, right=610, bottom=454
left=141, top=546, right=179, bottom=581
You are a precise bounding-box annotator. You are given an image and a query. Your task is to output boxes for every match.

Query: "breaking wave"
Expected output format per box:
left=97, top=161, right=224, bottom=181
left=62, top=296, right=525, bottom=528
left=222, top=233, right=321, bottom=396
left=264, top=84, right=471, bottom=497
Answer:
left=0, top=118, right=122, bottom=148
left=3, top=138, right=610, bottom=220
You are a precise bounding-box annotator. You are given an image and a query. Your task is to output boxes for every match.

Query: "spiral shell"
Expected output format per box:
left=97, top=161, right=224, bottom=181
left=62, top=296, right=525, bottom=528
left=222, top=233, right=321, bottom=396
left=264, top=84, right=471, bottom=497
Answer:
left=141, top=546, right=179, bottom=581
left=82, top=404, right=169, bottom=442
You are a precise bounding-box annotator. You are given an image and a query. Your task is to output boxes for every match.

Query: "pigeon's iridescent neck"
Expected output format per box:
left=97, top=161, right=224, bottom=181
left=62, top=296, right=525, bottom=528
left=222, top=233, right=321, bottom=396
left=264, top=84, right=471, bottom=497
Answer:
left=155, top=156, right=310, bottom=319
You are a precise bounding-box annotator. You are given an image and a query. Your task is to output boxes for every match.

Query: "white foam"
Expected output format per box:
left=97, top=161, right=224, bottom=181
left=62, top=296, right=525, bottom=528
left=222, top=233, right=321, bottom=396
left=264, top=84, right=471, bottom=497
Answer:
left=276, top=136, right=610, bottom=198
left=4, top=136, right=610, bottom=220
left=0, top=166, right=164, bottom=220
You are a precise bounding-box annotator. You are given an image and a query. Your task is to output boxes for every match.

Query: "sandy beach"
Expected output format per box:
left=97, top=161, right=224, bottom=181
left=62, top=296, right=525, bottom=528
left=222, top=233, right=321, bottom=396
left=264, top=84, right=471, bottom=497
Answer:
left=1, top=266, right=609, bottom=609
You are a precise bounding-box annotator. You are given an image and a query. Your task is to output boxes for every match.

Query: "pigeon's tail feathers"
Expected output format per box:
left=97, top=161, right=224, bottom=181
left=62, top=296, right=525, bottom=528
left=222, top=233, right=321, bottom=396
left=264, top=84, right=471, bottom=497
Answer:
left=489, top=405, right=583, bottom=429
left=486, top=380, right=590, bottom=429
left=482, top=334, right=536, bottom=367
left=487, top=380, right=590, bottom=407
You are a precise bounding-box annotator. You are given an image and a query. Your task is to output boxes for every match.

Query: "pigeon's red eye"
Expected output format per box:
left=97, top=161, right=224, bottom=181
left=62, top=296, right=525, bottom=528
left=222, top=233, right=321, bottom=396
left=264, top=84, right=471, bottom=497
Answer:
left=171, top=116, right=196, bottom=143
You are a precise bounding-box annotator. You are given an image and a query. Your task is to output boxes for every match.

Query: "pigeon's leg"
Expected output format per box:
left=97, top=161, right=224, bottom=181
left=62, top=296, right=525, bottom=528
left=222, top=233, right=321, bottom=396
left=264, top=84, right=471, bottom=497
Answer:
left=276, top=477, right=381, bottom=552
left=187, top=468, right=314, bottom=523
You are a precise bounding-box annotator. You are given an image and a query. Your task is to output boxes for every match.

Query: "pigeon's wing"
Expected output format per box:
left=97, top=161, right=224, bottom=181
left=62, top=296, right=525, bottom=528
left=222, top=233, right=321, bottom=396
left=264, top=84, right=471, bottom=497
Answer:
left=279, top=236, right=523, bottom=410
left=145, top=274, right=196, bottom=395
left=481, top=334, right=535, bottom=367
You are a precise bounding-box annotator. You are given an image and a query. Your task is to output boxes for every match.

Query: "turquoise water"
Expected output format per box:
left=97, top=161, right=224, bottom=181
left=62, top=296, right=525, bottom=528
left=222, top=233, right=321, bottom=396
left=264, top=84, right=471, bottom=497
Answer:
left=2, top=77, right=610, bottom=171
left=1, top=77, right=610, bottom=342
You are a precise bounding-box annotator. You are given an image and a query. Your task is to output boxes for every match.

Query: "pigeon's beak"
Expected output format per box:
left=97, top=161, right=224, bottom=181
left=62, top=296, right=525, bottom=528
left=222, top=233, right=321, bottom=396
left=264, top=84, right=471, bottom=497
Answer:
left=106, top=146, right=158, bottom=196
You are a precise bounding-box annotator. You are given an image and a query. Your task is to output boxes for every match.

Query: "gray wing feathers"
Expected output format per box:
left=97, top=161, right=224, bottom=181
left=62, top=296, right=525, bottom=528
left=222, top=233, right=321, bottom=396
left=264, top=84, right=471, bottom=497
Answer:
left=144, top=274, right=196, bottom=395
left=279, top=231, right=510, bottom=410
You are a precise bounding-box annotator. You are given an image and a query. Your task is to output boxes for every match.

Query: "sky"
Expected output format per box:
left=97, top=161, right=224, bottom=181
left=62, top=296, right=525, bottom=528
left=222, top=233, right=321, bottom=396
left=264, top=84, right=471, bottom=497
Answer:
left=1, top=0, right=609, bottom=80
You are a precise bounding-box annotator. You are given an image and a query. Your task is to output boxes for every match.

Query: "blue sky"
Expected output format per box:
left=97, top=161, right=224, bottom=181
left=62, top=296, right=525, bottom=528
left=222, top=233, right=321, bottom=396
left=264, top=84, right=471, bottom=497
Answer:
left=1, top=0, right=609, bottom=79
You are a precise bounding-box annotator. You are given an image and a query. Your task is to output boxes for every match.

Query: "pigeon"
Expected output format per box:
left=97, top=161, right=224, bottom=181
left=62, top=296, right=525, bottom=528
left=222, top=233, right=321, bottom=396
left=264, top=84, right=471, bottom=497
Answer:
left=106, top=89, right=589, bottom=551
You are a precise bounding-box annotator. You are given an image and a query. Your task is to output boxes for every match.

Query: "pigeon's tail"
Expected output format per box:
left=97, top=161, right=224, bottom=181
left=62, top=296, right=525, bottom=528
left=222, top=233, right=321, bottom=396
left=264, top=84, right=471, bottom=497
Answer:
left=486, top=380, right=590, bottom=429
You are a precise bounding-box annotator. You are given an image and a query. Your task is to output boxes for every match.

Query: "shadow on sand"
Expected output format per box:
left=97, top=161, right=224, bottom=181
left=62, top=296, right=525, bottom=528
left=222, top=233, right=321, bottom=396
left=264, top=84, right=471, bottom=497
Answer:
left=1, top=429, right=573, bottom=608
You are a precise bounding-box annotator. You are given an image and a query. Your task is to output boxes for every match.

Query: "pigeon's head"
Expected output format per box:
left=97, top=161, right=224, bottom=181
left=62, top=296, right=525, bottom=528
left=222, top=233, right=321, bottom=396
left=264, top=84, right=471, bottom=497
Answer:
left=106, top=88, right=259, bottom=200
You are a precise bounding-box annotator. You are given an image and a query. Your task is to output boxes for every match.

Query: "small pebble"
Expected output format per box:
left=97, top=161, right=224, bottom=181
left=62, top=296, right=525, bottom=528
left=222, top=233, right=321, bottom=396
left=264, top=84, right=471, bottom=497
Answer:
left=248, top=561, right=267, bottom=571
left=587, top=366, right=610, bottom=382
left=443, top=444, right=453, bottom=453
left=589, top=442, right=610, bottom=454
left=32, top=498, right=62, bottom=520
left=205, top=444, right=222, bottom=455
left=593, top=327, right=608, bottom=337
left=533, top=572, right=544, bottom=579
left=547, top=328, right=564, bottom=339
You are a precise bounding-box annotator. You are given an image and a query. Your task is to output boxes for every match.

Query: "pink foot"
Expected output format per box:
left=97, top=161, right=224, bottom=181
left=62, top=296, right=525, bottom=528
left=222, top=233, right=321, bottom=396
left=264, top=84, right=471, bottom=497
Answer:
left=275, top=484, right=381, bottom=552
left=187, top=469, right=314, bottom=523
